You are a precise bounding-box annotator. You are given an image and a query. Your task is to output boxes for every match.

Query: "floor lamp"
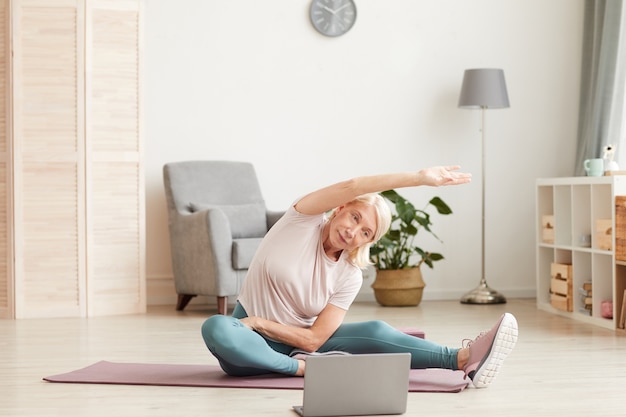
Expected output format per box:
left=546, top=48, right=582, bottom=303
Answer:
left=458, top=68, right=509, bottom=304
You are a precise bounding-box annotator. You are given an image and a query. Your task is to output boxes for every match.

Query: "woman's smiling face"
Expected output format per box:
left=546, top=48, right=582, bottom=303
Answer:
left=325, top=202, right=378, bottom=254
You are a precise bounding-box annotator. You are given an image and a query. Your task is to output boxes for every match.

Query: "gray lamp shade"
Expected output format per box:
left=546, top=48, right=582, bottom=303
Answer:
left=458, top=68, right=510, bottom=109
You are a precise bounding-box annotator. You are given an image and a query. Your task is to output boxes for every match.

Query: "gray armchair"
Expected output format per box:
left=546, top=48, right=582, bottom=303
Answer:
left=163, top=161, right=283, bottom=314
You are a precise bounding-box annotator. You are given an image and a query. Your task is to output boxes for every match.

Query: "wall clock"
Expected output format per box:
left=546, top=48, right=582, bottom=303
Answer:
left=309, top=0, right=357, bottom=37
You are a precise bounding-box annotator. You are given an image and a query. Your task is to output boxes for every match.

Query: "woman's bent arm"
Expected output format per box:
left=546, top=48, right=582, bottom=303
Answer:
left=240, top=304, right=347, bottom=352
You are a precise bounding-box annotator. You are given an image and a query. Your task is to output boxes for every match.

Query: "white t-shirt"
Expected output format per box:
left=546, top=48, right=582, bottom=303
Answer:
left=237, top=202, right=363, bottom=328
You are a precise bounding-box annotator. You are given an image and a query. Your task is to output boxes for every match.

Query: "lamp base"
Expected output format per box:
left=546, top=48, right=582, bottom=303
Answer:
left=460, top=281, right=507, bottom=304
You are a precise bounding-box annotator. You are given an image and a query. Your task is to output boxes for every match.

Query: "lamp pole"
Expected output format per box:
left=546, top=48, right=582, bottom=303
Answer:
left=460, top=106, right=506, bottom=304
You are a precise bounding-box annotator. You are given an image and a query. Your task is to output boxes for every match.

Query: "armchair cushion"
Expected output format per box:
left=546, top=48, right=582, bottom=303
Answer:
left=188, top=202, right=267, bottom=239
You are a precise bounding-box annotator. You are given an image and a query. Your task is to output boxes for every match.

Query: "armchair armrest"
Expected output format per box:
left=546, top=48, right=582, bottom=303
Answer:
left=266, top=210, right=285, bottom=230
left=168, top=208, right=237, bottom=296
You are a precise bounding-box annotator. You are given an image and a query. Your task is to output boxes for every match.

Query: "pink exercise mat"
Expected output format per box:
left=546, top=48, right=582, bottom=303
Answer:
left=43, top=360, right=469, bottom=393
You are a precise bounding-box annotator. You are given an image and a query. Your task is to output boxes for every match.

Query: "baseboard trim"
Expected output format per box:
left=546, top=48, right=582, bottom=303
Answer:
left=148, top=274, right=535, bottom=306
left=146, top=275, right=233, bottom=308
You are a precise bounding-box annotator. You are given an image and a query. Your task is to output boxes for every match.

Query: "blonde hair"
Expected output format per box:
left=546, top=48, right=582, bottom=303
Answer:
left=328, top=193, right=392, bottom=268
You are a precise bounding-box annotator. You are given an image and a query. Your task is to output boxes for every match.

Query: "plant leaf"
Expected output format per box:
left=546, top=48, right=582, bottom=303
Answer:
left=380, top=189, right=400, bottom=203
left=429, top=196, right=452, bottom=215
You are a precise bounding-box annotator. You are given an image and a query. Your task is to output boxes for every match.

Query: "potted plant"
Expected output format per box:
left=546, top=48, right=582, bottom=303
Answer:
left=369, top=189, right=453, bottom=306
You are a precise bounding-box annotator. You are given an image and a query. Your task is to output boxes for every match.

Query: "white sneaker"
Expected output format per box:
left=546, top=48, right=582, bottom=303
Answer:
left=462, top=313, right=518, bottom=388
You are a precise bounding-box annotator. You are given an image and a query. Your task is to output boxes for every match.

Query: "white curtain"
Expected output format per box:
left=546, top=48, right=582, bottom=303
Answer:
left=574, top=0, right=626, bottom=175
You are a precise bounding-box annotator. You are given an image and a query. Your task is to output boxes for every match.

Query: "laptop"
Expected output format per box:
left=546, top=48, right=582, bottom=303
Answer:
left=292, top=353, right=411, bottom=417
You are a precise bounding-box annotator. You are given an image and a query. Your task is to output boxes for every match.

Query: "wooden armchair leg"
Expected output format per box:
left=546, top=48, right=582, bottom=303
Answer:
left=217, top=296, right=228, bottom=315
left=176, top=294, right=196, bottom=311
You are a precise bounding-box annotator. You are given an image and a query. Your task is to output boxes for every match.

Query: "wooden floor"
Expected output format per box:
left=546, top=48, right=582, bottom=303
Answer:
left=1, top=298, right=625, bottom=416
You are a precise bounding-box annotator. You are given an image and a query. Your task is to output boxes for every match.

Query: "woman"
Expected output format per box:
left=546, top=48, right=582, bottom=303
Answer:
left=201, top=165, right=518, bottom=388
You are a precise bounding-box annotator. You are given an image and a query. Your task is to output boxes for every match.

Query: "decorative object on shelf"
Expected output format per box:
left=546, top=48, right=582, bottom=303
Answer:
left=579, top=281, right=592, bottom=316
left=595, top=219, right=613, bottom=251
left=601, top=300, right=613, bottom=319
left=584, top=158, right=604, bottom=177
left=550, top=263, right=573, bottom=312
left=541, top=215, right=555, bottom=244
left=457, top=68, right=510, bottom=304
left=309, top=0, right=357, bottom=37
left=578, top=234, right=592, bottom=248
left=615, top=196, right=626, bottom=261
left=617, top=290, right=626, bottom=329
left=602, top=144, right=620, bottom=172
left=369, top=190, right=453, bottom=306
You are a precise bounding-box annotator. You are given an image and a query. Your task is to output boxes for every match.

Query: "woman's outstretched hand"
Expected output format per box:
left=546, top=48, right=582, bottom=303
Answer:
left=417, top=165, right=472, bottom=187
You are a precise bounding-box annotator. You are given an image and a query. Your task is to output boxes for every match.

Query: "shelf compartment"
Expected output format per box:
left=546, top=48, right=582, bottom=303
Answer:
left=572, top=185, right=592, bottom=248
left=553, top=185, right=572, bottom=246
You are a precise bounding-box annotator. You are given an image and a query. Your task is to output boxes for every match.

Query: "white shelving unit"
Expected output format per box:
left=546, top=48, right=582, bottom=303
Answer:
left=536, top=176, right=626, bottom=331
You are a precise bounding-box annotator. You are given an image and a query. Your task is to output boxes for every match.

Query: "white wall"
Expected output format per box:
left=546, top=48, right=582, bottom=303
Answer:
left=144, top=0, right=584, bottom=306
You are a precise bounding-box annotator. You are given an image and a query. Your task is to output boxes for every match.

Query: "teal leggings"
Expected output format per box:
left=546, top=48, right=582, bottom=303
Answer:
left=201, top=302, right=460, bottom=376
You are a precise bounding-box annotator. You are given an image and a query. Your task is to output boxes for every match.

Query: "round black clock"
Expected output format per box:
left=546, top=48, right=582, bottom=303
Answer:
left=309, top=0, right=357, bottom=37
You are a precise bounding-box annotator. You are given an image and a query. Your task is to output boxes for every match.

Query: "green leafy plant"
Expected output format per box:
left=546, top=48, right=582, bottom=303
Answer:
left=370, top=189, right=453, bottom=270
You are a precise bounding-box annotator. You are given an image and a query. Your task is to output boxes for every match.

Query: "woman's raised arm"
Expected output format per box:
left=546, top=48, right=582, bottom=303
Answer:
left=295, top=165, right=471, bottom=215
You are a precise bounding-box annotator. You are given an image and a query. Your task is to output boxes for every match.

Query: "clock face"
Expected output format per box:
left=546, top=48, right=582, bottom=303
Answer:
left=309, top=0, right=357, bottom=37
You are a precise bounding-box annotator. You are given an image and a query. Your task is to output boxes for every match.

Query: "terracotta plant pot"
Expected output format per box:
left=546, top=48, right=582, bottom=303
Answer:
left=371, top=267, right=426, bottom=307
